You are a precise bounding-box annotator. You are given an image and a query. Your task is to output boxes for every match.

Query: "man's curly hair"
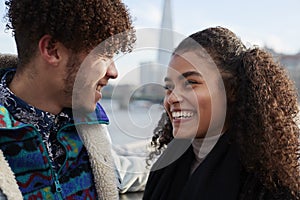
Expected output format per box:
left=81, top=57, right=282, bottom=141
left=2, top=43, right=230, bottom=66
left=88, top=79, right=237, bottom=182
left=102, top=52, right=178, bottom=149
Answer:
left=4, top=0, right=135, bottom=67
left=149, top=27, right=300, bottom=198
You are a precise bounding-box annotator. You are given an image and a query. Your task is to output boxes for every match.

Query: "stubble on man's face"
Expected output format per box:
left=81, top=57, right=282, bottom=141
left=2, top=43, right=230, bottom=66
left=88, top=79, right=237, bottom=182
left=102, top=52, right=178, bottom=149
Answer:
left=63, top=53, right=82, bottom=106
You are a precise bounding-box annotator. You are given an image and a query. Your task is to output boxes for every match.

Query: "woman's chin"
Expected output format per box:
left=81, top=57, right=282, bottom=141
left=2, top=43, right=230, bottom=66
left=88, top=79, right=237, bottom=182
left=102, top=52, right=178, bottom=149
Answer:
left=172, top=130, right=197, bottom=139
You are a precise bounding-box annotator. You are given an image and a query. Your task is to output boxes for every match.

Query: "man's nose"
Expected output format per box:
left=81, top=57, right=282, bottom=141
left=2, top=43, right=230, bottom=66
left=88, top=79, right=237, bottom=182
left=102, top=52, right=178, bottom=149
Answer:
left=106, top=61, right=118, bottom=79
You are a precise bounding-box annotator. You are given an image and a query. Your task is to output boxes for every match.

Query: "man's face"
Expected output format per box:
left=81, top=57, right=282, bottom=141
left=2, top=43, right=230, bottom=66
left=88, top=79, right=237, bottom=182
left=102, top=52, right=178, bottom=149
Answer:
left=64, top=52, right=117, bottom=112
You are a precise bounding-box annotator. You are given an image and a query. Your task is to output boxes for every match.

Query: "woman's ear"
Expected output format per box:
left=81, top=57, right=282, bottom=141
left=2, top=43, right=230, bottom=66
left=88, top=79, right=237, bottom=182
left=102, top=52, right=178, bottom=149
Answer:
left=38, top=35, right=60, bottom=66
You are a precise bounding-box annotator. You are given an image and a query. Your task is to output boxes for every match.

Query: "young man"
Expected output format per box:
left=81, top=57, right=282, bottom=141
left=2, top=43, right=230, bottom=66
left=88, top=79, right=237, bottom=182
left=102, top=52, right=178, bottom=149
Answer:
left=0, top=0, right=136, bottom=199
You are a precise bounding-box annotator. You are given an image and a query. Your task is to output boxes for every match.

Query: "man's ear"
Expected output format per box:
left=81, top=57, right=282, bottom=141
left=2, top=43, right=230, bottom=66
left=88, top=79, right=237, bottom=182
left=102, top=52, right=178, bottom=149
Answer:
left=38, top=35, right=61, bottom=66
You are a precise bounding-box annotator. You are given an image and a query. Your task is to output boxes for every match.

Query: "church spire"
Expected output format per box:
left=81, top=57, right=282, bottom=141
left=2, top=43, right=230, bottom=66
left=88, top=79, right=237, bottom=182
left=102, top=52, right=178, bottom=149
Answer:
left=157, top=0, right=174, bottom=67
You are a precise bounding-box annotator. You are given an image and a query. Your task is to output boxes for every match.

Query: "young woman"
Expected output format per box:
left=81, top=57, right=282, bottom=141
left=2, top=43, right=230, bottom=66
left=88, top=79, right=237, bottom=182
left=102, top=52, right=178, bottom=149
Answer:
left=143, top=27, right=300, bottom=200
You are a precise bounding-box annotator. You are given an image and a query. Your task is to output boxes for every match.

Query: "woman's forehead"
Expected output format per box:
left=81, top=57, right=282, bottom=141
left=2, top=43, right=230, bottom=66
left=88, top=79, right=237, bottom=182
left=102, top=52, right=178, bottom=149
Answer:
left=167, top=53, right=217, bottom=78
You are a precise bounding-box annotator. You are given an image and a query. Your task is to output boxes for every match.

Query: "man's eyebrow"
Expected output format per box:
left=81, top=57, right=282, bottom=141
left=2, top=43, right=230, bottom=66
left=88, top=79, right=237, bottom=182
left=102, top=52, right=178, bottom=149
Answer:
left=179, top=71, right=202, bottom=80
left=164, top=77, right=171, bottom=82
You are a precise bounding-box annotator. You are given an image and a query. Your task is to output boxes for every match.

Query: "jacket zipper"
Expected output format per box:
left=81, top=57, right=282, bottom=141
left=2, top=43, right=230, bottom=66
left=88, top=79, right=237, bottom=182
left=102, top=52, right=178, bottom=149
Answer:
left=39, top=137, right=64, bottom=199
left=34, top=125, right=64, bottom=200
left=43, top=143, right=64, bottom=200
left=54, top=173, right=62, bottom=193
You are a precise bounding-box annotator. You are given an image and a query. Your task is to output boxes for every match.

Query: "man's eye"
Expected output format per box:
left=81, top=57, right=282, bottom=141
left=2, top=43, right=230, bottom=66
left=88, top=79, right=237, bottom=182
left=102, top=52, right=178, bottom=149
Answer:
left=163, top=84, right=174, bottom=91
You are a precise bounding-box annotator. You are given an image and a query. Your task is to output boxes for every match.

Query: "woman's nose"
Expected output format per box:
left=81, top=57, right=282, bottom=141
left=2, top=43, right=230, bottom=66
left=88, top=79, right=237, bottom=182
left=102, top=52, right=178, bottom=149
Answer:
left=166, top=89, right=183, bottom=105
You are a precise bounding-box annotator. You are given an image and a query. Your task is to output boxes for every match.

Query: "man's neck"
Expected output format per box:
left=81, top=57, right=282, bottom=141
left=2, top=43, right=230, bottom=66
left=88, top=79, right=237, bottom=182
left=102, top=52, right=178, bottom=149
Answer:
left=9, top=67, right=65, bottom=115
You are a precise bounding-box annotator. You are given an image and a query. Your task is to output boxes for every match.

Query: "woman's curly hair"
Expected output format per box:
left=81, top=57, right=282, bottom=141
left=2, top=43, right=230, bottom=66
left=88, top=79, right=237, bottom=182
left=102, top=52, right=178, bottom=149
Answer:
left=0, top=54, right=17, bottom=69
left=4, top=0, right=135, bottom=67
left=149, top=26, right=300, bottom=197
left=147, top=112, right=173, bottom=167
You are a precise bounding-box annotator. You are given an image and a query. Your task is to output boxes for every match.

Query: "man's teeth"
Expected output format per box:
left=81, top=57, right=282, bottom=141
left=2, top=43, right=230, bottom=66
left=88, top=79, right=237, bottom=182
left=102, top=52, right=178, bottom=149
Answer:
left=96, top=85, right=101, bottom=91
left=172, top=111, right=194, bottom=119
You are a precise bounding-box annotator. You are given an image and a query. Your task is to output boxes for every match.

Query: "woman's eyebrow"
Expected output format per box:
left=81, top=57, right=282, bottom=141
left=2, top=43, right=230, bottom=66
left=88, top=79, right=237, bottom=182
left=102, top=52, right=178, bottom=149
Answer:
left=164, top=71, right=202, bottom=82
left=179, top=71, right=202, bottom=80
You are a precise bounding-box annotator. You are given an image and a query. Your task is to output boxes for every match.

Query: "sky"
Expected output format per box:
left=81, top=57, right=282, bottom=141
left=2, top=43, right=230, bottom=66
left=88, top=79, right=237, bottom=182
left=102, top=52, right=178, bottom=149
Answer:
left=123, top=0, right=300, bottom=54
left=0, top=0, right=299, bottom=84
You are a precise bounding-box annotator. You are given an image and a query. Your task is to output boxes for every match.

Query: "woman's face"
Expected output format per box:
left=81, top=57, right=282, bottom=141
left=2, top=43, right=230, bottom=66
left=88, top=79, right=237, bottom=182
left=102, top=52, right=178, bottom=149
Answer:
left=163, top=52, right=227, bottom=139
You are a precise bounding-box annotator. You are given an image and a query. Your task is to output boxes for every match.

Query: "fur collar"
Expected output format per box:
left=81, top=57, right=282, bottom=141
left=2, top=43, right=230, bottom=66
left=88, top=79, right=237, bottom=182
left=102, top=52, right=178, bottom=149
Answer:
left=77, top=123, right=119, bottom=200
left=0, top=150, right=23, bottom=200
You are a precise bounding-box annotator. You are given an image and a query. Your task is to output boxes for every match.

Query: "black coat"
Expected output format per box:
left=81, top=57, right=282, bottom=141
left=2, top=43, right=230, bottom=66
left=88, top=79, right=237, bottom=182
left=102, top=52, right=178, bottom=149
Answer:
left=143, top=133, right=296, bottom=200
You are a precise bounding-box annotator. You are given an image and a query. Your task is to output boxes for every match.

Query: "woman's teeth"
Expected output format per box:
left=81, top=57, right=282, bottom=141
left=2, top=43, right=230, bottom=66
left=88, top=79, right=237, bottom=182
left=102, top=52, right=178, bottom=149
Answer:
left=172, top=111, right=194, bottom=119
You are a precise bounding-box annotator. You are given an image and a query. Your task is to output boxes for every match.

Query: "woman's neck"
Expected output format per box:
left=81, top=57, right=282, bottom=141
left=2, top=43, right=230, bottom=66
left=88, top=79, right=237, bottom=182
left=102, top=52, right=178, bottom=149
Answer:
left=190, top=133, right=222, bottom=174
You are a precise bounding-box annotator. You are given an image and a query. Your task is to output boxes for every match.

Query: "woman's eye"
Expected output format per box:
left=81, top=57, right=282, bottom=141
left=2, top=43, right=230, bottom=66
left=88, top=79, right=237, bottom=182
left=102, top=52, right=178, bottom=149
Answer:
left=183, top=80, right=198, bottom=88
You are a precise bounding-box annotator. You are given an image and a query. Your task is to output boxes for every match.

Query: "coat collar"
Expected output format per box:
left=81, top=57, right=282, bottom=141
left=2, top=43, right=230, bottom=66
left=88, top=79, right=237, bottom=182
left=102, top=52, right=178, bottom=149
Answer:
left=0, top=150, right=23, bottom=200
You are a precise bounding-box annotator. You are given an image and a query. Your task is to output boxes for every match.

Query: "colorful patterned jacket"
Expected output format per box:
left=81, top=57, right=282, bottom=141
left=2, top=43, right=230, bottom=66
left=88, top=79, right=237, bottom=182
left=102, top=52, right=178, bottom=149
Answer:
left=0, top=104, right=119, bottom=200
